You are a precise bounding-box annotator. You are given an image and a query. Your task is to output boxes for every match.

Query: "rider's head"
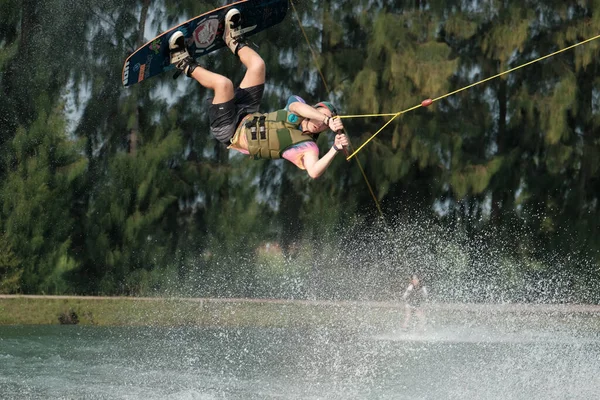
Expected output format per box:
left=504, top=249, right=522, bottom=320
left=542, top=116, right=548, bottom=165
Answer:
left=411, top=274, right=421, bottom=285
left=313, top=101, right=338, bottom=117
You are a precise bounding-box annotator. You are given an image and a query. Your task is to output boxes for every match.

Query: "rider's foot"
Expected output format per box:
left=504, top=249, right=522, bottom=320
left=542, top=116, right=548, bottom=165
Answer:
left=223, top=8, right=248, bottom=55
left=169, top=31, right=198, bottom=77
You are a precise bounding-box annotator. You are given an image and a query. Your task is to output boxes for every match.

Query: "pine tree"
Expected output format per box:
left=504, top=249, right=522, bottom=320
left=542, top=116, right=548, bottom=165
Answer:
left=1, top=105, right=87, bottom=293
left=0, top=233, right=22, bottom=293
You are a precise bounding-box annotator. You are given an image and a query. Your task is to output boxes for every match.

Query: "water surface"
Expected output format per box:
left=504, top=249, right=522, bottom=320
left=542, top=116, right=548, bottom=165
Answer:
left=1, top=321, right=599, bottom=399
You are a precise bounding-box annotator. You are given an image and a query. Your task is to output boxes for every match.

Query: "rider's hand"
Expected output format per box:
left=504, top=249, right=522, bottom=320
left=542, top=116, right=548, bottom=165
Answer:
left=327, top=116, right=344, bottom=133
left=333, top=133, right=349, bottom=152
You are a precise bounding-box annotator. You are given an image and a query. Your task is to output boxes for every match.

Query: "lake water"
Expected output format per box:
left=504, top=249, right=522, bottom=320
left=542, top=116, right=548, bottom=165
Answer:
left=1, top=320, right=599, bottom=399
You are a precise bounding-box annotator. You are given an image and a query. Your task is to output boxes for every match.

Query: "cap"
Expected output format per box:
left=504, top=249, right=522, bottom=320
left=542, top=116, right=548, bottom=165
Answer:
left=313, top=101, right=338, bottom=116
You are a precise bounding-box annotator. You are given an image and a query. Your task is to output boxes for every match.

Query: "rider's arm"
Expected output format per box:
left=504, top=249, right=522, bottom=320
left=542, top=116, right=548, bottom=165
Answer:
left=301, top=134, right=348, bottom=179
left=403, top=284, right=414, bottom=300
left=288, top=101, right=331, bottom=124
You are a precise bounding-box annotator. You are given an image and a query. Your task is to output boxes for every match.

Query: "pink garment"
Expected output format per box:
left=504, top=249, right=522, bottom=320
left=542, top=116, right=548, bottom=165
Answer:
left=282, top=141, right=319, bottom=170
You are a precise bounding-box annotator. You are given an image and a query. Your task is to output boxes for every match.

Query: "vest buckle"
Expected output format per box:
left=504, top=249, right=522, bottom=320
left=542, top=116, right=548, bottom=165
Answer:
left=247, top=116, right=259, bottom=140
left=258, top=116, right=266, bottom=140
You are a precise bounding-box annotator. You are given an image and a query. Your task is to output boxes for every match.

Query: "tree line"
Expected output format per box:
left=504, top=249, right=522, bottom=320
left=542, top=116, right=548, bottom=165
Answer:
left=0, top=0, right=598, bottom=302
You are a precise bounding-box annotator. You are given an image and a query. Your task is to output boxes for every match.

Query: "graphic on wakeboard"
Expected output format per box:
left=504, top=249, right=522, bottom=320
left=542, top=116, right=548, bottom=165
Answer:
left=122, top=0, right=288, bottom=87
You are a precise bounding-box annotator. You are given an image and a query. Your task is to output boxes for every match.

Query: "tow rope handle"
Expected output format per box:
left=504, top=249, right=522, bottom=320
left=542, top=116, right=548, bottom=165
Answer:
left=337, top=130, right=350, bottom=159
left=330, top=115, right=350, bottom=159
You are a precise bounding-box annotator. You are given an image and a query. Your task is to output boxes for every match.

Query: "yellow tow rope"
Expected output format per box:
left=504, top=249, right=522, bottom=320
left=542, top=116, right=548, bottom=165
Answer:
left=342, top=33, right=600, bottom=160
left=291, top=0, right=600, bottom=214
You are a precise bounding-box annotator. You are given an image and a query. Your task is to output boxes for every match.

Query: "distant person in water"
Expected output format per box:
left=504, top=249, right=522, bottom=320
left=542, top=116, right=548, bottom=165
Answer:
left=168, top=8, right=349, bottom=179
left=402, top=274, right=428, bottom=331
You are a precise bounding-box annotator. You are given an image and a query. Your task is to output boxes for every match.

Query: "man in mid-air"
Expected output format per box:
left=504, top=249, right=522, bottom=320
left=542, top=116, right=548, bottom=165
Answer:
left=168, top=7, right=349, bottom=179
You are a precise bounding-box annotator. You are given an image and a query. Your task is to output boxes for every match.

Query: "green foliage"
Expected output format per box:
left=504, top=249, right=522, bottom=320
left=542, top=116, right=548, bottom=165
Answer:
left=1, top=106, right=86, bottom=294
left=542, top=72, right=577, bottom=145
left=481, top=6, right=531, bottom=66
left=444, top=12, right=479, bottom=40
left=83, top=125, right=185, bottom=294
left=0, top=0, right=598, bottom=300
left=0, top=234, right=22, bottom=293
left=450, top=158, right=503, bottom=199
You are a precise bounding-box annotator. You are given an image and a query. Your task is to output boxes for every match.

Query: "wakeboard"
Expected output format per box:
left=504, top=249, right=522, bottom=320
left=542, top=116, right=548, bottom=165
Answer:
left=122, top=0, right=288, bottom=87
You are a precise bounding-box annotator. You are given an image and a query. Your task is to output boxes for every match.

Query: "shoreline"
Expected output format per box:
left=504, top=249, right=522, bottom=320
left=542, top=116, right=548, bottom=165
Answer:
left=1, top=294, right=599, bottom=311
left=2, top=295, right=599, bottom=327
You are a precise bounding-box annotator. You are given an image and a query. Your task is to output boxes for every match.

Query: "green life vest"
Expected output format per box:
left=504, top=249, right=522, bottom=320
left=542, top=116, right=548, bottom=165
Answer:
left=237, top=110, right=315, bottom=159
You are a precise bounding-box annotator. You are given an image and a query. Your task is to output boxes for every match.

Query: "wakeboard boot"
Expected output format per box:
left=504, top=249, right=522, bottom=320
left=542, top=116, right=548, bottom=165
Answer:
left=223, top=8, right=249, bottom=55
left=169, top=31, right=198, bottom=79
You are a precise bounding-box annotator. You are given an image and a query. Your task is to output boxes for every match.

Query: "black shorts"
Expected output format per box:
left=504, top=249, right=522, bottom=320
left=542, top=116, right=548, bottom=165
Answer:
left=209, top=84, right=265, bottom=144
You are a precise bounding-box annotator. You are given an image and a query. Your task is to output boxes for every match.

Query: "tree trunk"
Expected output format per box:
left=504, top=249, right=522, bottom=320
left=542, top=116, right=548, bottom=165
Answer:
left=128, top=0, right=150, bottom=155
left=19, top=0, right=37, bottom=53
